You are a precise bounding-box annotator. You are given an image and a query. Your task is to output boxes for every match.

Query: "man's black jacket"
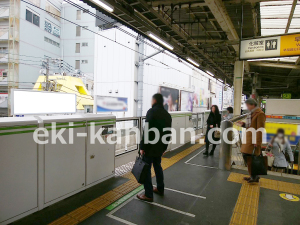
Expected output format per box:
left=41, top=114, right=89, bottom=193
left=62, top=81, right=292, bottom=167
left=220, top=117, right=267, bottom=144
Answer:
left=140, top=103, right=172, bottom=157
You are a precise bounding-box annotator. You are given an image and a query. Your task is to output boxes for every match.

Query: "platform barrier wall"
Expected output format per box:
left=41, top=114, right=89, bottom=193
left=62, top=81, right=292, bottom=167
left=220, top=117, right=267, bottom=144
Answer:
left=0, top=112, right=195, bottom=224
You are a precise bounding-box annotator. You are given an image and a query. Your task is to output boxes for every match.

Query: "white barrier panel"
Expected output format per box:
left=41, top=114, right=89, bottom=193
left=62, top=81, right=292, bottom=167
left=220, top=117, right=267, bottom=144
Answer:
left=12, top=89, right=76, bottom=115
left=0, top=114, right=115, bottom=225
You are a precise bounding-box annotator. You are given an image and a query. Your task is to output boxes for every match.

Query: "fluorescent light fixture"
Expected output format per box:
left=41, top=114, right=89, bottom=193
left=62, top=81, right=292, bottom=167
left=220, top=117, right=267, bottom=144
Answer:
left=148, top=33, right=174, bottom=50
left=187, top=57, right=199, bottom=67
left=90, top=0, right=114, bottom=12
left=206, top=70, right=214, bottom=77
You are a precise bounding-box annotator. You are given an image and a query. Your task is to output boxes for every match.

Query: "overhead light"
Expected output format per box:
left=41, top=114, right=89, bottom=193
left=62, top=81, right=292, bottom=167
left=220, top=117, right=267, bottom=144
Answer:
left=206, top=70, right=214, bottom=77
left=147, top=33, right=174, bottom=50
left=90, top=0, right=114, bottom=12
left=187, top=57, right=199, bottom=67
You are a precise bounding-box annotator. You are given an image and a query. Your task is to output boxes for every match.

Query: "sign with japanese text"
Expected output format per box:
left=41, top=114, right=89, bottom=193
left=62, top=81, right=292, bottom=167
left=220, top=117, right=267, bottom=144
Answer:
left=240, top=33, right=300, bottom=60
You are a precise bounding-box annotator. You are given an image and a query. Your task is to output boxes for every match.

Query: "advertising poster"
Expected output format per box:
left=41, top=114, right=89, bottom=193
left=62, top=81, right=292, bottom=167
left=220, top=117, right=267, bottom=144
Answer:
left=96, top=96, right=128, bottom=112
left=180, top=91, right=193, bottom=112
left=0, top=93, right=8, bottom=105
left=265, top=122, right=300, bottom=145
left=223, top=87, right=233, bottom=109
left=159, top=86, right=179, bottom=112
left=199, top=88, right=208, bottom=107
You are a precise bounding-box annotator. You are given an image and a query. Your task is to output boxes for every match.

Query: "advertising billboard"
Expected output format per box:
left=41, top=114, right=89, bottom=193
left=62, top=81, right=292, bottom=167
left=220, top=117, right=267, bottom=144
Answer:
left=12, top=89, right=76, bottom=115
left=96, top=96, right=128, bottom=112
left=240, top=33, right=300, bottom=60
left=180, top=91, right=193, bottom=112
left=159, top=86, right=179, bottom=112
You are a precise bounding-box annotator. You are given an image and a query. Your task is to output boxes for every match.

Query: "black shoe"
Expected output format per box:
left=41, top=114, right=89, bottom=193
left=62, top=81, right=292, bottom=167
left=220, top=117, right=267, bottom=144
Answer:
left=203, top=151, right=208, bottom=156
left=248, top=177, right=260, bottom=183
left=209, top=150, right=215, bottom=156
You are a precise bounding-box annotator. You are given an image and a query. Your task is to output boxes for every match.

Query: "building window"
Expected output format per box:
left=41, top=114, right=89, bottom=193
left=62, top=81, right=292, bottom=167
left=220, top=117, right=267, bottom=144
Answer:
left=75, top=60, right=80, bottom=69
left=82, top=42, right=88, bottom=47
left=26, top=9, right=40, bottom=27
left=76, top=26, right=81, bottom=36
left=26, top=9, right=32, bottom=22
left=3, top=72, right=7, bottom=77
left=75, top=43, right=80, bottom=53
left=82, top=60, right=88, bottom=64
left=33, top=13, right=40, bottom=26
left=76, top=10, right=81, bottom=20
left=44, top=36, right=60, bottom=48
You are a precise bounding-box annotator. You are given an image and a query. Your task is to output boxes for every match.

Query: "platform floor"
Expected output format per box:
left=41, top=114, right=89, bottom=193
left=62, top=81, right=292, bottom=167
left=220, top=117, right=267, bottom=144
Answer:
left=12, top=143, right=300, bottom=225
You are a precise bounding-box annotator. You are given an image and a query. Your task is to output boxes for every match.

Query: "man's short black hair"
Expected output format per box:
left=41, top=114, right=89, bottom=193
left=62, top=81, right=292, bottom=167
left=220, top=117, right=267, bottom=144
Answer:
left=153, top=93, right=163, bottom=105
left=227, top=107, right=233, bottom=113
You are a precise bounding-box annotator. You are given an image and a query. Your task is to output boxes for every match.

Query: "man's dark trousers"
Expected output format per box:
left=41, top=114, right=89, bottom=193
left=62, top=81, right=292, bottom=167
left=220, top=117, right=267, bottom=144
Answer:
left=143, top=155, right=164, bottom=198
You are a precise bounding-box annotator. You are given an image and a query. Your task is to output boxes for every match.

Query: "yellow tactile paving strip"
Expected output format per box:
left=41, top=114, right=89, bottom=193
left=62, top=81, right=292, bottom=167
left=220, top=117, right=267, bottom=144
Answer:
left=49, top=141, right=204, bottom=225
left=228, top=172, right=300, bottom=225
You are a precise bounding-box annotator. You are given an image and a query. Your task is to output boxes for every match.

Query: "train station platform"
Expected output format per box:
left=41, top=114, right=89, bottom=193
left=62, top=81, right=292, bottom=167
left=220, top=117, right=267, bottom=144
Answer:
left=12, top=141, right=300, bottom=225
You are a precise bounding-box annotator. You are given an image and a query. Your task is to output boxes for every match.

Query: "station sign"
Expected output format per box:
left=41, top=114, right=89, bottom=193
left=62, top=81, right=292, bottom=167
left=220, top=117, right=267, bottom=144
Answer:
left=240, top=33, right=300, bottom=60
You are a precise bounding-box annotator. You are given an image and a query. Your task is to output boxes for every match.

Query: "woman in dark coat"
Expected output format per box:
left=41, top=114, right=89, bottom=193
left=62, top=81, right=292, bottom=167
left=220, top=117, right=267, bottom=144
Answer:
left=204, top=105, right=221, bottom=156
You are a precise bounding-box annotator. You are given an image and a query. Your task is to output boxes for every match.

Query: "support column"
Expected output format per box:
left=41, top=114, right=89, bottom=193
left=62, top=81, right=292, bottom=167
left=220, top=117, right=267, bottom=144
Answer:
left=233, top=61, right=244, bottom=116
left=136, top=36, right=145, bottom=117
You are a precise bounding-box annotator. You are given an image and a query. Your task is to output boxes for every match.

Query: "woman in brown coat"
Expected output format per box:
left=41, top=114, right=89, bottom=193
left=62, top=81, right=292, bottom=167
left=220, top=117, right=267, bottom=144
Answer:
left=237, top=98, right=266, bottom=183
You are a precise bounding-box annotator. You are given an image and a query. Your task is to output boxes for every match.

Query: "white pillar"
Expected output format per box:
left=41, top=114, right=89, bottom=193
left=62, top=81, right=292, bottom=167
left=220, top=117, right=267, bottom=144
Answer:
left=233, top=61, right=244, bottom=116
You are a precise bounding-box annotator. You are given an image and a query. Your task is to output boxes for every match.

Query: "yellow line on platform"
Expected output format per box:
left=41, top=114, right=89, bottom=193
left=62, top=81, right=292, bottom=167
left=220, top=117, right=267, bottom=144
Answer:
left=48, top=141, right=204, bottom=225
left=228, top=172, right=300, bottom=225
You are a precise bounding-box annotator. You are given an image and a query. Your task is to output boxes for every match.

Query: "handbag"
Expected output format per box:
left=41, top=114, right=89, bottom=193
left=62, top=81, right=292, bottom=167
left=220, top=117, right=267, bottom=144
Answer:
left=214, top=125, right=221, bottom=139
left=131, top=153, right=149, bottom=184
left=247, top=147, right=268, bottom=176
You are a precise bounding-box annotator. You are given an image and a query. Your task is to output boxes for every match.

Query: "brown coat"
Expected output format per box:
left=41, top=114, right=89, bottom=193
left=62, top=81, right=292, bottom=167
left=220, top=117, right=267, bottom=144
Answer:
left=241, top=108, right=266, bottom=155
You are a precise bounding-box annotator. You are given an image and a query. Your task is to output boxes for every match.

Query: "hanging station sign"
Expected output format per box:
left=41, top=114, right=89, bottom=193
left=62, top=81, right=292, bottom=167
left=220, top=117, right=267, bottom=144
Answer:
left=240, top=33, right=300, bottom=60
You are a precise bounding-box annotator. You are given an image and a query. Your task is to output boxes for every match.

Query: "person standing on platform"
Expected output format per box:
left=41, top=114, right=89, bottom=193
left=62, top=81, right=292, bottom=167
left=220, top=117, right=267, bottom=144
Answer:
left=203, top=105, right=221, bottom=156
left=237, top=98, right=266, bottom=183
left=137, top=93, right=172, bottom=202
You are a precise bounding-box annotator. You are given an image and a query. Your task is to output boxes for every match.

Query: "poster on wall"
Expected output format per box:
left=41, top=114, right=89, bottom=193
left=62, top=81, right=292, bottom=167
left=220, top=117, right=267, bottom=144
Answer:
left=0, top=93, right=8, bottom=105
left=180, top=91, right=193, bottom=112
left=199, top=88, right=208, bottom=107
left=96, top=96, right=128, bottom=112
left=223, top=87, right=233, bottom=109
left=159, top=86, right=179, bottom=112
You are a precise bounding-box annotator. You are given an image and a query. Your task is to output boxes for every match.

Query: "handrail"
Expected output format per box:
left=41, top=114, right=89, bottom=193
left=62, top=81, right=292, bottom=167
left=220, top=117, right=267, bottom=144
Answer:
left=230, top=114, right=247, bottom=123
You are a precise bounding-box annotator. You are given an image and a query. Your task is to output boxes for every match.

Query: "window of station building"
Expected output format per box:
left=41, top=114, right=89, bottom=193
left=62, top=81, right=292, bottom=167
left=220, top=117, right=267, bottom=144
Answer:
left=82, top=42, right=88, bottom=47
left=75, top=60, right=80, bottom=69
left=75, top=43, right=80, bottom=53
left=76, top=26, right=81, bottom=36
left=81, top=60, right=88, bottom=64
left=76, top=10, right=81, bottom=20
left=26, top=9, right=40, bottom=27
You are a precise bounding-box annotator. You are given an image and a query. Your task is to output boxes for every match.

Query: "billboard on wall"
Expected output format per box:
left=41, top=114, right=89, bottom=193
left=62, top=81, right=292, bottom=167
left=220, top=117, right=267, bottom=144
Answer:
left=180, top=91, right=193, bottom=112
left=199, top=88, right=208, bottom=107
left=96, top=96, right=128, bottom=112
left=240, top=33, right=300, bottom=60
left=159, top=86, right=179, bottom=112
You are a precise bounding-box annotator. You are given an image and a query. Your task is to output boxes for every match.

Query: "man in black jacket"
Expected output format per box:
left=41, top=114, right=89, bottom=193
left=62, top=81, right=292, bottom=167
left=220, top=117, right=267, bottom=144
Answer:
left=137, top=93, right=172, bottom=202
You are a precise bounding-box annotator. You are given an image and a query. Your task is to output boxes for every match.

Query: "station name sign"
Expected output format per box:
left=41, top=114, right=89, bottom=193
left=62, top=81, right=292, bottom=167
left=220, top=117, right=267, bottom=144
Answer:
left=240, top=33, right=300, bottom=60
